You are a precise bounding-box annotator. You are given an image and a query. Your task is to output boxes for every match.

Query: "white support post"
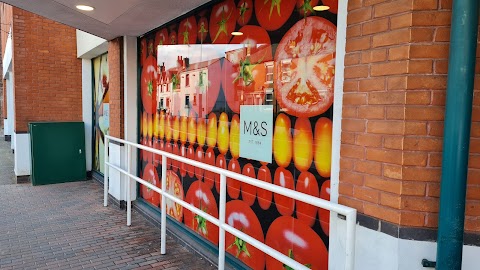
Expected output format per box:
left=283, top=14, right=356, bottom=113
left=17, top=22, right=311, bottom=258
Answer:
left=126, top=144, right=132, bottom=226
left=218, top=174, right=227, bottom=270
left=103, top=137, right=109, bottom=207
left=161, top=155, right=167, bottom=255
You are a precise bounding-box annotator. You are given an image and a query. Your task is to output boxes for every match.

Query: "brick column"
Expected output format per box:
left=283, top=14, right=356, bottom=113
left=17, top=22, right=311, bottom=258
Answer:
left=341, top=0, right=480, bottom=234
left=108, top=37, right=124, bottom=139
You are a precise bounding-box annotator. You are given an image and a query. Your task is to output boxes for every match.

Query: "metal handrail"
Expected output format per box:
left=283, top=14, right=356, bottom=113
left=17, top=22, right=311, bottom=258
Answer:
left=104, top=135, right=357, bottom=270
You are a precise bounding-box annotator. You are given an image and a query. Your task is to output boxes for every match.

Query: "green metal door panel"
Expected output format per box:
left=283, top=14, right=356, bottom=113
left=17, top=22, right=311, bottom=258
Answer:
left=29, top=122, right=86, bottom=186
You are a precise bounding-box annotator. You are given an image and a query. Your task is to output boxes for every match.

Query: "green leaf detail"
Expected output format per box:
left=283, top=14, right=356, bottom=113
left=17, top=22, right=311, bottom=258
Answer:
left=264, top=0, right=281, bottom=19
left=148, top=81, right=153, bottom=96
left=299, top=0, right=315, bottom=18
left=238, top=2, right=250, bottom=24
left=213, top=7, right=233, bottom=43
left=282, top=249, right=312, bottom=270
left=227, top=234, right=251, bottom=258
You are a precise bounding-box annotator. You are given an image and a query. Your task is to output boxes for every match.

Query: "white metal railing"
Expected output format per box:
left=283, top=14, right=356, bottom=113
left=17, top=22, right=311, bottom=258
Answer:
left=104, top=135, right=357, bottom=270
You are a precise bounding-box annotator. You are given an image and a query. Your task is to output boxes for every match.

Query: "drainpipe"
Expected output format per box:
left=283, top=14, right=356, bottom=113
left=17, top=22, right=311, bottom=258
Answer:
left=436, top=0, right=479, bottom=269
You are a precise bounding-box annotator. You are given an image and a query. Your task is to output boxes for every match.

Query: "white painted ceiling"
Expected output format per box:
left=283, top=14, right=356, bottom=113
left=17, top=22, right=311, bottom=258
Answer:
left=1, top=0, right=212, bottom=40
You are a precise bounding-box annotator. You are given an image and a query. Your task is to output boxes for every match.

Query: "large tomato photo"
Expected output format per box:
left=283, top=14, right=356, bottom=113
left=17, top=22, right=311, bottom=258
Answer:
left=265, top=216, right=328, bottom=270
left=225, top=200, right=265, bottom=270
left=184, top=180, right=219, bottom=245
left=223, top=25, right=272, bottom=113
left=209, top=0, right=237, bottom=44
left=255, top=0, right=296, bottom=31
left=178, top=16, right=198, bottom=45
left=141, top=163, right=160, bottom=206
left=274, top=16, right=336, bottom=118
left=141, top=55, right=158, bottom=114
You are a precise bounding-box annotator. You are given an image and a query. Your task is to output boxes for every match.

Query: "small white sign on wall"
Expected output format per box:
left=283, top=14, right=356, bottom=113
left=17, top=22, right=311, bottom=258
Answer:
left=239, top=105, right=273, bottom=163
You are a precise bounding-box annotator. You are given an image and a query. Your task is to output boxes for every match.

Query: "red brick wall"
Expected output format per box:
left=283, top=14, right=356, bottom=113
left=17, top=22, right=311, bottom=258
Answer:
left=108, top=37, right=124, bottom=139
left=1, top=4, right=13, bottom=121
left=9, top=6, right=82, bottom=132
left=341, top=0, right=480, bottom=232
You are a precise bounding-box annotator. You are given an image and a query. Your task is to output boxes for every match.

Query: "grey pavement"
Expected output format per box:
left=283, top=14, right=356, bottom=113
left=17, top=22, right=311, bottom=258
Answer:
left=0, top=127, right=15, bottom=185
left=0, top=127, right=216, bottom=270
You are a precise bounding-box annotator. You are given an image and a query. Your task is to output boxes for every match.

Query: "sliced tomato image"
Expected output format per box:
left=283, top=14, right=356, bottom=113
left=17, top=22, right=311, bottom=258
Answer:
left=293, top=117, right=313, bottom=172
left=274, top=16, right=336, bottom=117
left=217, top=112, right=230, bottom=155
left=141, top=55, right=158, bottom=114
left=184, top=180, right=219, bottom=245
left=223, top=25, right=272, bottom=113
left=314, top=117, right=332, bottom=177
left=141, top=163, right=160, bottom=207
left=163, top=170, right=184, bottom=222
left=215, top=154, right=227, bottom=193
left=227, top=158, right=241, bottom=199
left=297, top=0, right=319, bottom=17
left=241, top=163, right=256, bottom=206
left=237, top=0, right=253, bottom=26
left=257, top=165, right=273, bottom=210
left=318, top=179, right=331, bottom=235
left=265, top=216, right=328, bottom=270
left=225, top=200, right=265, bottom=270
left=273, top=113, right=292, bottom=168
left=204, top=147, right=216, bottom=189
left=209, top=0, right=237, bottom=44
left=273, top=167, right=295, bottom=216
left=178, top=16, right=198, bottom=45
left=295, top=171, right=320, bottom=227
left=197, top=17, right=209, bottom=43
left=322, top=0, right=338, bottom=14
left=255, top=0, right=296, bottom=31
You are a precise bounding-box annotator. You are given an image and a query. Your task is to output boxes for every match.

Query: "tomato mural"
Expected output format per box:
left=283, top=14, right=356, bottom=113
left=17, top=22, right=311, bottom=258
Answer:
left=138, top=0, right=337, bottom=268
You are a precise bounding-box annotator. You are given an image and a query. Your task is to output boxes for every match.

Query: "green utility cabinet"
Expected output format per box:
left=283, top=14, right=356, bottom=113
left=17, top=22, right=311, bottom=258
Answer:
left=29, top=122, right=86, bottom=186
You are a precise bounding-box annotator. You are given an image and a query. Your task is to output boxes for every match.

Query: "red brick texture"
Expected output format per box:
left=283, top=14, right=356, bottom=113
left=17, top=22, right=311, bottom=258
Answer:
left=1, top=5, right=82, bottom=133
left=1, top=4, right=13, bottom=121
left=108, top=38, right=124, bottom=139
left=341, top=0, right=480, bottom=232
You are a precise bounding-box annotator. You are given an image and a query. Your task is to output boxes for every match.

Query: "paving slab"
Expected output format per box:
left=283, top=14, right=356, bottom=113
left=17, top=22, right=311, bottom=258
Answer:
left=0, top=127, right=15, bottom=185
left=0, top=180, right=216, bottom=270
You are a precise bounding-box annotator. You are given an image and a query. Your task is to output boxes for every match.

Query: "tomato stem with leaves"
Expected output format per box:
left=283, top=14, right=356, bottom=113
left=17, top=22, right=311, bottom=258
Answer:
left=299, top=0, right=315, bottom=18
left=198, top=22, right=208, bottom=43
left=227, top=234, right=251, bottom=258
left=194, top=211, right=208, bottom=235
left=265, top=0, right=281, bottom=19
left=213, top=7, right=233, bottom=43
left=238, top=2, right=250, bottom=25
left=283, top=249, right=312, bottom=270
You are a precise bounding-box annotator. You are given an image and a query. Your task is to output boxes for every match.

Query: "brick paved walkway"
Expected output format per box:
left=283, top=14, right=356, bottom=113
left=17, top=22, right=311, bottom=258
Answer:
left=0, top=127, right=15, bottom=185
left=0, top=180, right=216, bottom=270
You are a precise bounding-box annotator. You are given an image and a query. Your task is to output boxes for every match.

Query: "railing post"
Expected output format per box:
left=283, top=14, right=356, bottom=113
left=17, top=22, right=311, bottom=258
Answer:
left=218, top=173, right=227, bottom=270
left=126, top=144, right=132, bottom=226
left=345, top=211, right=357, bottom=270
left=104, top=136, right=109, bottom=207
left=161, top=155, right=167, bottom=255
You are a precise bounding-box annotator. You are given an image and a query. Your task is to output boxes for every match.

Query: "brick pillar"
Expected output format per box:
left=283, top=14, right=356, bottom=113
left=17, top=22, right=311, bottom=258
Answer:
left=341, top=0, right=480, bottom=233
left=108, top=37, right=124, bottom=139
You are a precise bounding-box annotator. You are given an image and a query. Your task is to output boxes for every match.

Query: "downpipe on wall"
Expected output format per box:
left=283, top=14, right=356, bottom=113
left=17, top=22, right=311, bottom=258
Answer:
left=435, top=0, right=479, bottom=269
